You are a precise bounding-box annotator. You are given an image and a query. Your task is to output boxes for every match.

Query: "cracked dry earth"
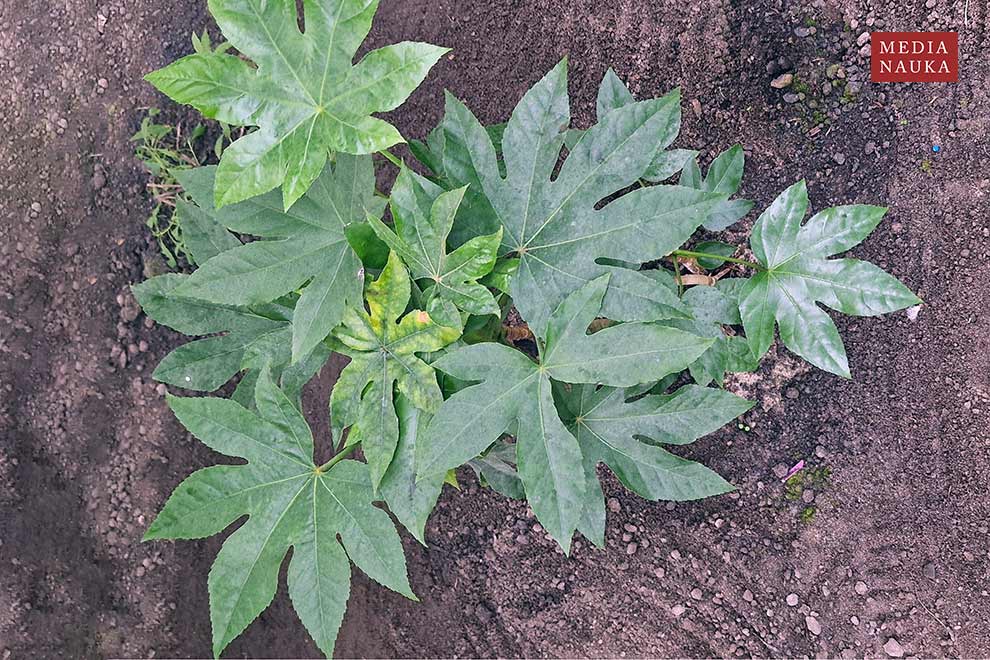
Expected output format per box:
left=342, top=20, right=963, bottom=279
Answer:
left=1, top=0, right=988, bottom=657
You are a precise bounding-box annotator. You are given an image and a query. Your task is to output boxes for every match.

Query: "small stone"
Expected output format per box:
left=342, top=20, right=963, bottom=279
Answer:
left=607, top=498, right=621, bottom=513
left=654, top=567, right=666, bottom=579
left=690, top=588, right=703, bottom=600
left=805, top=616, right=822, bottom=635
left=802, top=488, right=815, bottom=503
left=865, top=141, right=876, bottom=154
left=783, top=93, right=800, bottom=104
left=477, top=604, right=495, bottom=624
left=31, top=202, right=42, bottom=212
left=850, top=615, right=860, bottom=625
left=670, top=549, right=682, bottom=560
left=906, top=305, right=922, bottom=322
left=785, top=387, right=799, bottom=399
left=857, top=31, right=871, bottom=46
left=626, top=542, right=638, bottom=555
left=786, top=593, right=800, bottom=606
left=923, top=562, right=936, bottom=579
left=671, top=604, right=686, bottom=617
left=773, top=464, right=789, bottom=479
left=833, top=152, right=846, bottom=165
left=771, top=73, right=794, bottom=89
left=855, top=580, right=868, bottom=595
left=883, top=638, right=905, bottom=658
left=826, top=63, right=841, bottom=79
left=623, top=523, right=637, bottom=533
left=794, top=26, right=813, bottom=38
left=690, top=98, right=702, bottom=118
left=924, top=0, right=936, bottom=8
left=743, top=589, right=754, bottom=602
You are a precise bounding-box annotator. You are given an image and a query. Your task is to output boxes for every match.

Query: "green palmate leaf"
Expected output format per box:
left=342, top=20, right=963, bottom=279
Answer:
left=379, top=394, right=445, bottom=544
left=132, top=273, right=297, bottom=391
left=556, top=382, right=753, bottom=539
left=678, top=145, right=755, bottom=230
left=564, top=69, right=694, bottom=183
left=172, top=196, right=240, bottom=266
left=434, top=59, right=724, bottom=338
left=146, top=0, right=448, bottom=209
left=331, top=252, right=459, bottom=490
left=171, top=155, right=384, bottom=362
left=659, top=277, right=759, bottom=386
left=417, top=275, right=713, bottom=550
left=590, top=68, right=696, bottom=183
left=739, top=181, right=921, bottom=377
left=467, top=440, right=526, bottom=500
left=367, top=167, right=502, bottom=319
left=146, top=368, right=413, bottom=658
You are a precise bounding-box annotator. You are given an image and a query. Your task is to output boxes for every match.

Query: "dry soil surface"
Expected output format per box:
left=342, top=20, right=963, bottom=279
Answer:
left=1, top=0, right=988, bottom=658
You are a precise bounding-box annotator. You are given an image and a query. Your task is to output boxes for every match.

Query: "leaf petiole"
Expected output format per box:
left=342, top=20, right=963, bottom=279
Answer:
left=671, top=249, right=764, bottom=270
left=379, top=149, right=403, bottom=169
left=318, top=442, right=359, bottom=472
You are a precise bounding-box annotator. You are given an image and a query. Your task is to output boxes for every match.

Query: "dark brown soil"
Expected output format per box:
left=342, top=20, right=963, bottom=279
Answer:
left=2, top=0, right=988, bottom=658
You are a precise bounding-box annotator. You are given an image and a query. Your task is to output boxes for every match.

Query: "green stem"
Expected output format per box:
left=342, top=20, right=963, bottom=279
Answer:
left=379, top=149, right=403, bottom=168
left=318, top=442, right=359, bottom=472
left=671, top=249, right=764, bottom=270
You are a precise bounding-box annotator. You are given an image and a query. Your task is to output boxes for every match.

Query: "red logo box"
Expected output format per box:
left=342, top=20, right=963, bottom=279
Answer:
left=871, top=32, right=958, bottom=82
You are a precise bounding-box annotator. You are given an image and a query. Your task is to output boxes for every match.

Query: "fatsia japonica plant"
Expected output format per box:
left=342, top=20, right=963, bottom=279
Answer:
left=135, top=0, right=921, bottom=656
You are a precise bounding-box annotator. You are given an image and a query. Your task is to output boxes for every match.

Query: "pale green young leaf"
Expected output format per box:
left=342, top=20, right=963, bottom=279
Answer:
left=367, top=167, right=502, bottom=318
left=146, top=0, right=448, bottom=208
left=330, top=252, right=459, bottom=490
left=145, top=370, right=414, bottom=658
left=739, top=181, right=921, bottom=377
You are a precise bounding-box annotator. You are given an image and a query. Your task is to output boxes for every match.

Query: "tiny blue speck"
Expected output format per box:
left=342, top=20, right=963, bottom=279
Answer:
left=932, top=145, right=941, bottom=153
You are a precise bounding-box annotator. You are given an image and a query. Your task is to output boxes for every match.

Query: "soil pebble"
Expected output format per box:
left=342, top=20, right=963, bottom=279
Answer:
left=805, top=616, right=821, bottom=636
left=883, top=638, right=905, bottom=658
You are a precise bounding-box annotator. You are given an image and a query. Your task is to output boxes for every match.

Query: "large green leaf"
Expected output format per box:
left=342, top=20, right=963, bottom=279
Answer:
left=678, top=145, right=754, bottom=230
left=416, top=275, right=713, bottom=550
left=556, top=382, right=752, bottom=539
left=171, top=155, right=384, bottom=362
left=330, top=252, right=459, bottom=490
left=739, top=181, right=921, bottom=377
left=583, top=68, right=695, bottom=183
left=367, top=167, right=502, bottom=320
left=421, top=60, right=725, bottom=337
left=132, top=273, right=295, bottom=391
left=146, top=0, right=448, bottom=209
left=146, top=368, right=413, bottom=658
left=378, top=394, right=445, bottom=544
